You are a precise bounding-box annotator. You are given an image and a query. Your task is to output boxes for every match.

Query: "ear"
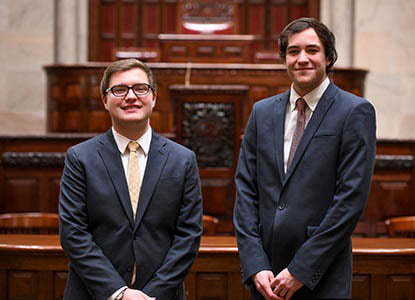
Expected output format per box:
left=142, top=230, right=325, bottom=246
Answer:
left=101, top=95, right=109, bottom=110
left=151, top=92, right=157, bottom=108
left=326, top=56, right=331, bottom=66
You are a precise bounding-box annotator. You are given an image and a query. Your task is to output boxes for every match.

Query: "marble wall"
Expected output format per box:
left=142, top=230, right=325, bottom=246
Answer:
left=0, top=0, right=53, bottom=134
left=354, top=0, right=415, bottom=139
left=0, top=0, right=414, bottom=139
left=0, top=0, right=87, bottom=135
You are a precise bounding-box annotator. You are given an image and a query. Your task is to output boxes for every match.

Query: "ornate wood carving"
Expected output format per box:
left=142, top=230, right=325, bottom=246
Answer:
left=375, top=155, right=414, bottom=171
left=183, top=102, right=234, bottom=168
left=1, top=152, right=65, bottom=168
left=181, top=0, right=235, bottom=34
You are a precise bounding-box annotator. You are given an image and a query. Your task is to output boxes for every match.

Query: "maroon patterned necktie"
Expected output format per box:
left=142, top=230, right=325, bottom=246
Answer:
left=287, top=98, right=307, bottom=170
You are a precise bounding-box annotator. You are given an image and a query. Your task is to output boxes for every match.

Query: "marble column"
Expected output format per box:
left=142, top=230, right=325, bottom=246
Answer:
left=320, top=0, right=355, bottom=67
left=55, top=0, right=88, bottom=63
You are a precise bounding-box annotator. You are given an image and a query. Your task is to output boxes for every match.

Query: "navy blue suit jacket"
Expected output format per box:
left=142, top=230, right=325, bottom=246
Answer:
left=234, top=82, right=376, bottom=299
left=59, top=129, right=203, bottom=300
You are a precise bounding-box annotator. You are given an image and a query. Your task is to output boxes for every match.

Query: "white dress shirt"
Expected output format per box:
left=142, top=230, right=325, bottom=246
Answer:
left=107, top=126, right=152, bottom=300
left=283, top=77, right=330, bottom=173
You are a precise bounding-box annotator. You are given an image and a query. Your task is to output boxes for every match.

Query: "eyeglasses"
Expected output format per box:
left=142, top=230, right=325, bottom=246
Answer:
left=105, top=83, right=153, bottom=98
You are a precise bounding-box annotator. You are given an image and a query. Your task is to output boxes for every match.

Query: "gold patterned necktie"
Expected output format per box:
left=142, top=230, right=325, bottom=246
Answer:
left=287, top=98, right=307, bottom=170
left=128, top=141, right=141, bottom=219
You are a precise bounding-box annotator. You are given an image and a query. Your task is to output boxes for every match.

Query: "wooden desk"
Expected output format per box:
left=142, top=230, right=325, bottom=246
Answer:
left=0, top=235, right=414, bottom=300
left=158, top=34, right=257, bottom=63
left=0, top=235, right=67, bottom=300
left=352, top=238, right=415, bottom=300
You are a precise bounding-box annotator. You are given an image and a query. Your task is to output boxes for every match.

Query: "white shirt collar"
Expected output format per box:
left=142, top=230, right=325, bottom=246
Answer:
left=112, top=126, right=152, bottom=156
left=289, top=76, right=330, bottom=112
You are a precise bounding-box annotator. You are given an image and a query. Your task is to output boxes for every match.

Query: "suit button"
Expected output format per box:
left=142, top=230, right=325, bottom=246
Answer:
left=127, top=265, right=133, bottom=272
left=278, top=203, right=286, bottom=210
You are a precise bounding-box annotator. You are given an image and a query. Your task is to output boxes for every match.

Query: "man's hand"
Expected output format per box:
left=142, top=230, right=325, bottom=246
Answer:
left=252, top=270, right=283, bottom=300
left=122, top=288, right=155, bottom=300
left=271, top=268, right=303, bottom=300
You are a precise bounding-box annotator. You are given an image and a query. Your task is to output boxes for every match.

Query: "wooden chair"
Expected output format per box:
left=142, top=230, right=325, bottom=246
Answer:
left=385, top=216, right=415, bottom=238
left=202, top=215, right=219, bottom=235
left=0, top=212, right=59, bottom=234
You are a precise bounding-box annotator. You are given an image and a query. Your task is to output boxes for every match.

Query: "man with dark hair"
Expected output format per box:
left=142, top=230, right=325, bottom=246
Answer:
left=59, top=58, right=203, bottom=300
left=234, top=18, right=376, bottom=300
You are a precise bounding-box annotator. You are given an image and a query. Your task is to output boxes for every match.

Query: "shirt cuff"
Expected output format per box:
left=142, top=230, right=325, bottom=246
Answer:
left=107, top=286, right=127, bottom=300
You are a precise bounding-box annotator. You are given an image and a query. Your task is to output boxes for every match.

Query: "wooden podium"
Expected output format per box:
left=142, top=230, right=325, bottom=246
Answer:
left=170, top=84, right=249, bottom=233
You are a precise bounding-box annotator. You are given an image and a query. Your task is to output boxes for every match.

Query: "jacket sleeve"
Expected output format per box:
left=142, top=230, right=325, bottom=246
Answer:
left=142, top=151, right=203, bottom=299
left=288, top=101, right=377, bottom=290
left=59, top=147, right=126, bottom=299
left=233, top=105, right=273, bottom=285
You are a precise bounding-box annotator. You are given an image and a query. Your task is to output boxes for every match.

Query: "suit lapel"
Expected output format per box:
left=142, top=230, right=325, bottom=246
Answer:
left=284, top=82, right=338, bottom=182
left=134, top=131, right=169, bottom=231
left=98, top=130, right=134, bottom=226
left=273, top=91, right=290, bottom=182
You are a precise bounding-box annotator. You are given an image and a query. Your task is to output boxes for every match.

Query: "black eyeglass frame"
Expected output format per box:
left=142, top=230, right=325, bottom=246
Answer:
left=105, top=83, right=154, bottom=97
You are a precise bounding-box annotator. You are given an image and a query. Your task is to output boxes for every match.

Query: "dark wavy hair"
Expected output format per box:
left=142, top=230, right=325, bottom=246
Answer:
left=100, top=59, right=157, bottom=96
left=278, top=17, right=338, bottom=73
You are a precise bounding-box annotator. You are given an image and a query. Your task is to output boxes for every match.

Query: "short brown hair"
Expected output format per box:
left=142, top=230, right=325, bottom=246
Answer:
left=279, top=17, right=338, bottom=73
left=100, top=59, right=157, bottom=96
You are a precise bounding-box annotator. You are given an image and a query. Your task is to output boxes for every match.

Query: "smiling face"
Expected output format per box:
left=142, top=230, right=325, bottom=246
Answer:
left=284, top=27, right=330, bottom=96
left=102, top=68, right=156, bottom=139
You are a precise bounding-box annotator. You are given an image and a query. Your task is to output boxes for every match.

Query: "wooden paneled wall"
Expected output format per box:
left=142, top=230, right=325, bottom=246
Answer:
left=1, top=135, right=414, bottom=237
left=44, top=63, right=367, bottom=134
left=361, top=141, right=415, bottom=236
left=1, top=63, right=412, bottom=236
left=88, top=0, right=319, bottom=61
left=41, top=63, right=368, bottom=233
left=0, top=134, right=94, bottom=213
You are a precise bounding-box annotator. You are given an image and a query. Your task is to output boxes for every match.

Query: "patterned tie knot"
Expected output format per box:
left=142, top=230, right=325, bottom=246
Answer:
left=296, top=98, right=306, bottom=113
left=128, top=141, right=139, bottom=153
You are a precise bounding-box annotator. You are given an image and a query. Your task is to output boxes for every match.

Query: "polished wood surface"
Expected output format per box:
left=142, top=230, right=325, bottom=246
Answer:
left=0, top=213, right=59, bottom=234
left=1, top=235, right=415, bottom=300
left=352, top=238, right=415, bottom=254
left=2, top=235, right=414, bottom=254
left=0, top=234, right=62, bottom=252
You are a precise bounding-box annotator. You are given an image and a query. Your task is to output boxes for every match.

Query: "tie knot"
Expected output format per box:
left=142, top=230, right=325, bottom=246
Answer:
left=296, top=98, right=306, bottom=112
left=128, top=141, right=140, bottom=153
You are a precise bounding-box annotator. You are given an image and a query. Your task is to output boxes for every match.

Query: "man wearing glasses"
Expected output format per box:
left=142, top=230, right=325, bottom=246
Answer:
left=59, top=59, right=203, bottom=300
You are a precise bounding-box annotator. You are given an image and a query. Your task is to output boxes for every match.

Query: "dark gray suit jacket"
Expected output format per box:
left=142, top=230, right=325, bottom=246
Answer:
left=234, top=82, right=376, bottom=299
left=59, top=129, right=203, bottom=300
